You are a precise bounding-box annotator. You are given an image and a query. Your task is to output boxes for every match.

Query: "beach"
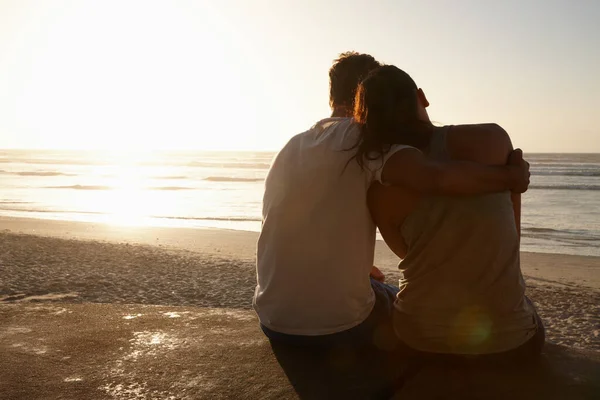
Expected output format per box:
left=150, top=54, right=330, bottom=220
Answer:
left=2, top=1, right=599, bottom=397
left=2, top=216, right=600, bottom=399
left=2, top=216, right=599, bottom=352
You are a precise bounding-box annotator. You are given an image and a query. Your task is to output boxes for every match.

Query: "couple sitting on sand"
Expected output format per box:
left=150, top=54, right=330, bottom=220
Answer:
left=253, top=52, right=545, bottom=365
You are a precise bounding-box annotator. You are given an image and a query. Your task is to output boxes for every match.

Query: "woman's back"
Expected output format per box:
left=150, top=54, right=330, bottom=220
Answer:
left=371, top=125, right=537, bottom=354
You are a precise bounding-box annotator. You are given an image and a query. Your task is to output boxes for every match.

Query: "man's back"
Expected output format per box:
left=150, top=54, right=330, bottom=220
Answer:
left=254, top=118, right=379, bottom=335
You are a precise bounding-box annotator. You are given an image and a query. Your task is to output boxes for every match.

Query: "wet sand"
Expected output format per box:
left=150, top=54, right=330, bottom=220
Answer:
left=2, top=302, right=595, bottom=400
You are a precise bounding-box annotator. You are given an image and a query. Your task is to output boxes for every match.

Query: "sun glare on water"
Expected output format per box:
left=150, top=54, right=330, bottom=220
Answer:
left=86, top=150, right=172, bottom=227
left=100, top=171, right=151, bottom=227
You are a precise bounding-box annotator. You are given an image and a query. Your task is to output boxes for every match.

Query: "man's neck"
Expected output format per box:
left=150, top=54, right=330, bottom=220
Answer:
left=330, top=106, right=352, bottom=118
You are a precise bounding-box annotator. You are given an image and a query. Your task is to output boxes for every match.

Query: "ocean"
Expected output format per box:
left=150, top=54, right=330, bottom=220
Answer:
left=0, top=150, right=598, bottom=257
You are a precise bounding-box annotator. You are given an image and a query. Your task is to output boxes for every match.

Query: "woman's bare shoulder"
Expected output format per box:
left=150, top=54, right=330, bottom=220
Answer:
left=446, top=123, right=513, bottom=165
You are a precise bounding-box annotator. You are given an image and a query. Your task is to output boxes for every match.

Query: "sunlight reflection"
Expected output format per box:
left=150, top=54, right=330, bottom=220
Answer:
left=89, top=152, right=170, bottom=227
left=450, top=306, right=492, bottom=349
left=100, top=172, right=151, bottom=226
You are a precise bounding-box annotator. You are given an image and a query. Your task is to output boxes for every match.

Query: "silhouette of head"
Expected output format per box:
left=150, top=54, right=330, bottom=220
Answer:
left=351, top=65, right=432, bottom=169
left=329, top=52, right=381, bottom=117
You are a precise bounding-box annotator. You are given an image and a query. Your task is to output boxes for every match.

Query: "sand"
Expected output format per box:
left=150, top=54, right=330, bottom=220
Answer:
left=1, top=216, right=599, bottom=289
left=4, top=303, right=596, bottom=400
left=0, top=216, right=599, bottom=398
left=1, top=216, right=599, bottom=351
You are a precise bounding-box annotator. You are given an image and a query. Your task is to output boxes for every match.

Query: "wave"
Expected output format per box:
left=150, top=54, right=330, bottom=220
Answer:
left=0, top=158, right=106, bottom=166
left=153, top=186, right=194, bottom=191
left=16, top=171, right=76, bottom=177
left=530, top=184, right=600, bottom=191
left=187, top=161, right=271, bottom=169
left=203, top=176, right=264, bottom=182
left=521, top=227, right=600, bottom=246
left=522, top=227, right=599, bottom=241
left=0, top=158, right=273, bottom=169
left=0, top=206, right=262, bottom=223
left=44, top=185, right=195, bottom=191
left=528, top=154, right=600, bottom=163
left=47, top=185, right=112, bottom=190
left=531, top=170, right=600, bottom=177
left=158, top=175, right=187, bottom=180
left=524, top=227, right=561, bottom=234
left=0, top=170, right=76, bottom=177
left=153, top=215, right=262, bottom=222
left=0, top=206, right=104, bottom=215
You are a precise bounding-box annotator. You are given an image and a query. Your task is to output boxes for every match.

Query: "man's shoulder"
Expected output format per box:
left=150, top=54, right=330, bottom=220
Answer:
left=282, top=118, right=358, bottom=149
left=311, top=117, right=354, bottom=132
left=268, top=117, right=361, bottom=176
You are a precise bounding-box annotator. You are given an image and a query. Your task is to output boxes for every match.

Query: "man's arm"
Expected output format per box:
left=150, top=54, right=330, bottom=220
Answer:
left=511, top=192, right=521, bottom=239
left=381, top=148, right=530, bottom=195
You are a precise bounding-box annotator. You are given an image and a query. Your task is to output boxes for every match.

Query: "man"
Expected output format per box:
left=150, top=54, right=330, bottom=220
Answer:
left=253, top=52, right=530, bottom=350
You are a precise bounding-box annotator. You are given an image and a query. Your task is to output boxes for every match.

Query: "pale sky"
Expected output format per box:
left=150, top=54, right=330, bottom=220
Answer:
left=0, top=0, right=598, bottom=152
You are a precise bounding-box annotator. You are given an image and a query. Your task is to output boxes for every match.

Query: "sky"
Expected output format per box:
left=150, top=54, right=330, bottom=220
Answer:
left=0, top=0, right=598, bottom=152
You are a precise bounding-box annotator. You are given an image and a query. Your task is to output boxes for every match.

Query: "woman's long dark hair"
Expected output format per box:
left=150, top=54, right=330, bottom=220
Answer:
left=349, top=65, right=434, bottom=171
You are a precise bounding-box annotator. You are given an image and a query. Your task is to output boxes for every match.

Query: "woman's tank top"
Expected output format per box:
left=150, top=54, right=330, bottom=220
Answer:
left=393, top=126, right=537, bottom=354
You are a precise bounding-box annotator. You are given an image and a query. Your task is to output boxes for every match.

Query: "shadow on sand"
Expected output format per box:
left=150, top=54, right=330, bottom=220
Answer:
left=271, top=342, right=600, bottom=400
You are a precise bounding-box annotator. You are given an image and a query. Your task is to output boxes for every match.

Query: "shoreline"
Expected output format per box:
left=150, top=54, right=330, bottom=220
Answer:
left=1, top=215, right=599, bottom=290
left=1, top=211, right=598, bottom=258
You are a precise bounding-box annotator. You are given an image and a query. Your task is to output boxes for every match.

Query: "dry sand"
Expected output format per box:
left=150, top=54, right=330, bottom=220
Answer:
left=1, top=216, right=599, bottom=289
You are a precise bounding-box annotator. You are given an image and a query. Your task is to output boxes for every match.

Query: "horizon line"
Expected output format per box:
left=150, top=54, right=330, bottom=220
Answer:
left=1, top=147, right=599, bottom=155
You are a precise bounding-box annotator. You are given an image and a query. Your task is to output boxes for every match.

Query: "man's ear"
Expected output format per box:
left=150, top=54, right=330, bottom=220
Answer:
left=417, top=88, right=430, bottom=108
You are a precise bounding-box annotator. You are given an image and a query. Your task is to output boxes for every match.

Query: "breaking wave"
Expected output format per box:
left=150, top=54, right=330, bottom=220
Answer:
left=203, top=176, right=264, bottom=182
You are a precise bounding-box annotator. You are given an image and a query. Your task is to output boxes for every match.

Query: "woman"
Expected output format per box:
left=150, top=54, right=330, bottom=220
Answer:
left=352, top=65, right=544, bottom=362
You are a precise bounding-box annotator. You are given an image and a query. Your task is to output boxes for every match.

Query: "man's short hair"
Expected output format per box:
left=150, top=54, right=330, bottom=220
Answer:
left=329, top=52, right=381, bottom=109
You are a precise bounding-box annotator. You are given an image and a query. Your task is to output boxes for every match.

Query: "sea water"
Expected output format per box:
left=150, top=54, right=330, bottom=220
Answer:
left=0, top=150, right=598, bottom=257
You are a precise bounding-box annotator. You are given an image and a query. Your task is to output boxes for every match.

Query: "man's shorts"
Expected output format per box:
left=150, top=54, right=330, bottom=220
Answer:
left=260, top=278, right=400, bottom=351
